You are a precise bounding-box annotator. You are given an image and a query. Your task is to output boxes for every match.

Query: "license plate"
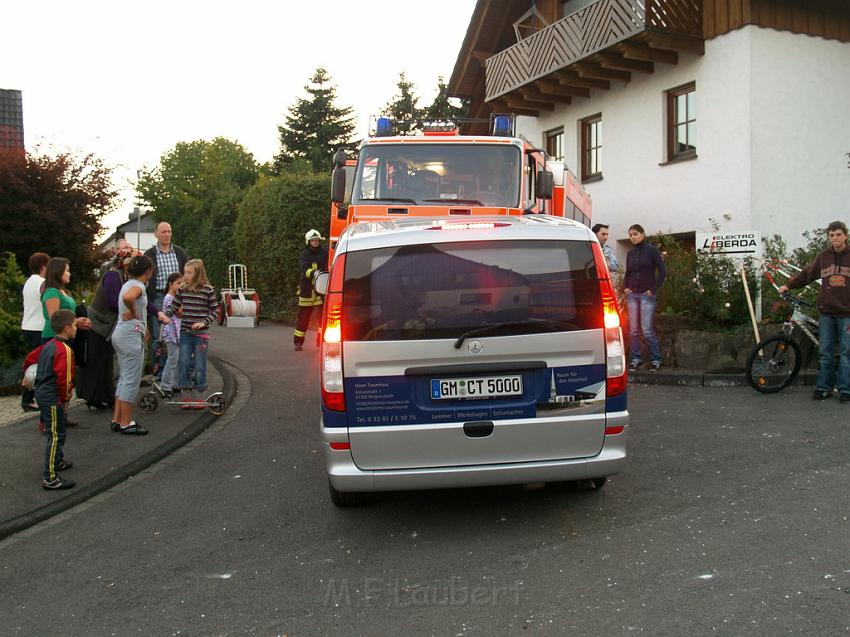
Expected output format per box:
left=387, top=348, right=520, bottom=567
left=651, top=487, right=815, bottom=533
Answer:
left=430, top=375, right=523, bottom=400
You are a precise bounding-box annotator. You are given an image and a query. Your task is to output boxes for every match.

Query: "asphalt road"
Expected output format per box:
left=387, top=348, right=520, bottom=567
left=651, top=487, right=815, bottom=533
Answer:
left=2, top=323, right=849, bottom=636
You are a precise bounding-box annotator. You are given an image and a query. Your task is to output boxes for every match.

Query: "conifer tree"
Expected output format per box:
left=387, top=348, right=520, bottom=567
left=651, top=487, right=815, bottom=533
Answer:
left=383, top=72, right=424, bottom=135
left=424, top=76, right=466, bottom=121
left=274, top=68, right=355, bottom=173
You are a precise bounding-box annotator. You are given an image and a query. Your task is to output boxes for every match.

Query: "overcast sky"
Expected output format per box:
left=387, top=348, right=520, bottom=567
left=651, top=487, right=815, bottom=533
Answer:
left=2, top=0, right=477, bottom=236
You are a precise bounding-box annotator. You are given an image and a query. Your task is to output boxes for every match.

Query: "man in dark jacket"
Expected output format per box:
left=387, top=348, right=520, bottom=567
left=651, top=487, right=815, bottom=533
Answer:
left=779, top=221, right=850, bottom=402
left=143, top=221, right=189, bottom=377
left=294, top=229, right=328, bottom=351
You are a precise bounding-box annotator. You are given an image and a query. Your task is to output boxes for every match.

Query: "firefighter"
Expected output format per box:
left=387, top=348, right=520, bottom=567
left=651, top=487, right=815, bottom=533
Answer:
left=294, top=229, right=329, bottom=351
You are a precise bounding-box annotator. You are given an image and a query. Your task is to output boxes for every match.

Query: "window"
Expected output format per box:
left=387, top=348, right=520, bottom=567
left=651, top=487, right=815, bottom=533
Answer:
left=342, top=241, right=604, bottom=342
left=580, top=114, right=602, bottom=182
left=667, top=82, right=696, bottom=160
left=545, top=128, right=564, bottom=162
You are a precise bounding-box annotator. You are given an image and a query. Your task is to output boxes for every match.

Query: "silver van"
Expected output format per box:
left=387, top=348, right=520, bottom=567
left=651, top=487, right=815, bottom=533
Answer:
left=315, top=216, right=628, bottom=506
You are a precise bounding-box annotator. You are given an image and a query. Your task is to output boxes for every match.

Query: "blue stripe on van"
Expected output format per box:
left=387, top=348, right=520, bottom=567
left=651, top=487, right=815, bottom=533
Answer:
left=339, top=364, right=607, bottom=428
left=322, top=407, right=349, bottom=428
left=605, top=391, right=627, bottom=413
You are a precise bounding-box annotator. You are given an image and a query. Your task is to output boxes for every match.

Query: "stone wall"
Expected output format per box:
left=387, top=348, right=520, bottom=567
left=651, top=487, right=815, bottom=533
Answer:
left=626, top=315, right=818, bottom=372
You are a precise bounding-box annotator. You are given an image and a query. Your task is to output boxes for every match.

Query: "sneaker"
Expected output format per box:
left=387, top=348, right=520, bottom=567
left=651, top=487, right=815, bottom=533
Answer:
left=42, top=477, right=75, bottom=490
left=118, top=421, right=148, bottom=435
left=840, top=393, right=850, bottom=404
left=812, top=390, right=832, bottom=400
left=111, top=421, right=121, bottom=432
left=294, top=344, right=303, bottom=351
left=650, top=362, right=661, bottom=372
left=54, top=460, right=73, bottom=471
left=628, top=361, right=641, bottom=371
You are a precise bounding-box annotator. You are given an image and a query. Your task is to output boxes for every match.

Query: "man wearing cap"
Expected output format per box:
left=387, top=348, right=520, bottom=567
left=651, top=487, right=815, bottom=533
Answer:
left=294, top=229, right=328, bottom=351
left=143, top=221, right=189, bottom=376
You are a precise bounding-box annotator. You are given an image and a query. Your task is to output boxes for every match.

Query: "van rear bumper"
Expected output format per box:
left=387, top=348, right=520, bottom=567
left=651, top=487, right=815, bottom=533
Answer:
left=323, top=411, right=627, bottom=493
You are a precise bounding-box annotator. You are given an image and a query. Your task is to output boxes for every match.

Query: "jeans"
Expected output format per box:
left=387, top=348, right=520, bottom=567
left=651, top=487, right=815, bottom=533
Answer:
left=112, top=325, right=145, bottom=403
left=178, top=332, right=210, bottom=391
left=148, top=291, right=168, bottom=378
left=626, top=292, right=662, bottom=364
left=816, top=314, right=850, bottom=394
left=160, top=341, right=180, bottom=392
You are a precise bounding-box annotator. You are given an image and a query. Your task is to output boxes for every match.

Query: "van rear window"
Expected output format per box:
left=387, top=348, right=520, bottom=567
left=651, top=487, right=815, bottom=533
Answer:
left=341, top=240, right=603, bottom=342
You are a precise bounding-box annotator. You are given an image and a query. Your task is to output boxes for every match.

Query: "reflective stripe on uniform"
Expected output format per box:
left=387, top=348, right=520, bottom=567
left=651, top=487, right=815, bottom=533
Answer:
left=294, top=329, right=306, bottom=338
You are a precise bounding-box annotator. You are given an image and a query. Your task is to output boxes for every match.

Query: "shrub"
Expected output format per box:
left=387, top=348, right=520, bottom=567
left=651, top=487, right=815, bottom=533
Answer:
left=0, top=252, right=27, bottom=366
left=234, top=173, right=331, bottom=320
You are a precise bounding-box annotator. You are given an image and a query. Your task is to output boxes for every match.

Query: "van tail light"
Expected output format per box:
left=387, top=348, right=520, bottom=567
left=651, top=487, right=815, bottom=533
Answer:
left=321, top=255, right=346, bottom=411
left=592, top=243, right=627, bottom=398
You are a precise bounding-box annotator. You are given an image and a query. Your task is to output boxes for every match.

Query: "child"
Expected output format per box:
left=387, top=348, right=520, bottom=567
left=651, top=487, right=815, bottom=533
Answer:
left=158, top=272, right=183, bottom=400
left=24, top=309, right=78, bottom=490
left=165, top=259, right=218, bottom=409
left=112, top=255, right=168, bottom=434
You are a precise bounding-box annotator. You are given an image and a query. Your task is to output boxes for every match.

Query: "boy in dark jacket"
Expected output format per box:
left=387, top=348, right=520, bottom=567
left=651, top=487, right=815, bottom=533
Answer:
left=24, top=309, right=78, bottom=490
left=779, top=221, right=850, bottom=402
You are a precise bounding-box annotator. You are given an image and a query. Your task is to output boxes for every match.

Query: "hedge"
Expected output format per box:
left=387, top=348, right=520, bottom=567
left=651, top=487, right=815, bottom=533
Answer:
left=234, top=172, right=331, bottom=321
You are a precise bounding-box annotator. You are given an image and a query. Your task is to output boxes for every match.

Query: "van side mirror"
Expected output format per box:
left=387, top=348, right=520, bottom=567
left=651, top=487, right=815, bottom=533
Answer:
left=331, top=166, right=346, bottom=204
left=314, top=271, right=330, bottom=296
left=537, top=170, right=553, bottom=199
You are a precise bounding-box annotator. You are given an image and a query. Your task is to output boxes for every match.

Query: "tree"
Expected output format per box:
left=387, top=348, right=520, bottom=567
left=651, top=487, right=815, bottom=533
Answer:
left=383, top=72, right=424, bottom=135
left=136, top=138, right=259, bottom=286
left=235, top=172, right=330, bottom=319
left=424, top=76, right=466, bottom=121
left=0, top=148, right=117, bottom=284
left=274, top=68, right=355, bottom=174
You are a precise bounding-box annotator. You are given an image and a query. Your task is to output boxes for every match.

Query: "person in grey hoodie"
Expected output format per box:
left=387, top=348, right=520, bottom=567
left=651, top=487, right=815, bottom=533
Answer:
left=623, top=224, right=666, bottom=371
left=779, top=221, right=850, bottom=403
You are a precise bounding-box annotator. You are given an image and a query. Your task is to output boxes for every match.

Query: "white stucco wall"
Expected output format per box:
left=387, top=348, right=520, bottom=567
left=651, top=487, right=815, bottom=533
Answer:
left=749, top=27, right=850, bottom=245
left=516, top=25, right=850, bottom=257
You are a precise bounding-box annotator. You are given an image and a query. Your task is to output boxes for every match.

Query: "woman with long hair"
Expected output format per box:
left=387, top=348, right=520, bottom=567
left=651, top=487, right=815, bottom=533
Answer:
left=623, top=224, right=667, bottom=371
left=40, top=257, right=91, bottom=342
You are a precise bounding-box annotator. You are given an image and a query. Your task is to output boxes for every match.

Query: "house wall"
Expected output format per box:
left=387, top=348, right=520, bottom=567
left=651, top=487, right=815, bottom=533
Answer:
left=517, top=27, right=754, bottom=261
left=749, top=27, right=850, bottom=243
left=517, top=25, right=850, bottom=259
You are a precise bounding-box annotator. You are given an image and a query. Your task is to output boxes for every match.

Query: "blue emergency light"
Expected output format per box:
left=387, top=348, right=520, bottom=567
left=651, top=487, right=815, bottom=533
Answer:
left=491, top=114, right=514, bottom=137
left=375, top=117, right=394, bottom=137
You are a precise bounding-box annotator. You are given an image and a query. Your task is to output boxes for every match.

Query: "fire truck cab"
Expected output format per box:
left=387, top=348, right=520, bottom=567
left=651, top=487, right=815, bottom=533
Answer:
left=328, top=115, right=591, bottom=260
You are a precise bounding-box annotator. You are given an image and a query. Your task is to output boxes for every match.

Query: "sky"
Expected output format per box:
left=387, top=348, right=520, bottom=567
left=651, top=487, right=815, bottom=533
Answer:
left=2, top=0, right=477, bottom=237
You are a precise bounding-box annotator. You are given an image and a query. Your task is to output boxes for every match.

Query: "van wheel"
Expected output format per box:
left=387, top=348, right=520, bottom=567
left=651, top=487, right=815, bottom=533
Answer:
left=329, top=480, right=365, bottom=507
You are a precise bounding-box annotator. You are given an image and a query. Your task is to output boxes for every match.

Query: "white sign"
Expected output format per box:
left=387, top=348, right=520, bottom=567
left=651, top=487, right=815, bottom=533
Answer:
left=697, top=232, right=760, bottom=256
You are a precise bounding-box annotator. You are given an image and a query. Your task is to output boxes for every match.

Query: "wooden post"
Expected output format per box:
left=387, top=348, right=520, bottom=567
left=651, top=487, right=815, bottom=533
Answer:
left=741, top=263, right=761, bottom=344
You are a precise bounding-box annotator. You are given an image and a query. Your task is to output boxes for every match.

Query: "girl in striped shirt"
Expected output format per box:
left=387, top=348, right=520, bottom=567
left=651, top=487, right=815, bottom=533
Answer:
left=166, top=259, right=218, bottom=407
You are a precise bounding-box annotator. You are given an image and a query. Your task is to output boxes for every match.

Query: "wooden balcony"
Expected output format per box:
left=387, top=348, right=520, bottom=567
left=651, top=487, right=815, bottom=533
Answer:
left=484, top=0, right=703, bottom=114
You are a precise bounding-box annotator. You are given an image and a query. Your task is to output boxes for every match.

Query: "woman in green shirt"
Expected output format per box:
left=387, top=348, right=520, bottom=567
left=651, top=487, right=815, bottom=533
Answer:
left=41, top=257, right=91, bottom=341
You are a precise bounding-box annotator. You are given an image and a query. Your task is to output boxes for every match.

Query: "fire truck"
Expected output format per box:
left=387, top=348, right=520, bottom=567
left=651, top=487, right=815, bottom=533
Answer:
left=328, top=115, right=592, bottom=259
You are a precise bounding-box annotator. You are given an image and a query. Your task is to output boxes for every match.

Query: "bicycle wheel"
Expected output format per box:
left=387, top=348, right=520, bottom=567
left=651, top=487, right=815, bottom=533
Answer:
left=746, top=335, right=802, bottom=393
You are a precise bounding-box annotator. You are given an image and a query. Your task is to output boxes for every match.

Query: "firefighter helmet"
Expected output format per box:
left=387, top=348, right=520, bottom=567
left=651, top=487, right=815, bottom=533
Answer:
left=304, top=229, right=324, bottom=244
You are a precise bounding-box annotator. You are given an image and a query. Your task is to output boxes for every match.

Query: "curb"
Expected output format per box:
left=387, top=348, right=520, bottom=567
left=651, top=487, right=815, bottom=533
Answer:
left=0, top=356, right=238, bottom=541
left=629, top=370, right=818, bottom=387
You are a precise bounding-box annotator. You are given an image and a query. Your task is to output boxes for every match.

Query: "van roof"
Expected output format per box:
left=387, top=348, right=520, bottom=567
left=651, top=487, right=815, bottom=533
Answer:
left=336, top=215, right=596, bottom=254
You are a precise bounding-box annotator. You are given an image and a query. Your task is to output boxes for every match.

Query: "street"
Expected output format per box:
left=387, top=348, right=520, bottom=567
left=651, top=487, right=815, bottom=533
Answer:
left=2, top=324, right=849, bottom=636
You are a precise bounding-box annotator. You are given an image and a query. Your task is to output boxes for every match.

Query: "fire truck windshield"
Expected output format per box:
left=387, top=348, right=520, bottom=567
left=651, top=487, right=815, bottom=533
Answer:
left=352, top=143, right=521, bottom=208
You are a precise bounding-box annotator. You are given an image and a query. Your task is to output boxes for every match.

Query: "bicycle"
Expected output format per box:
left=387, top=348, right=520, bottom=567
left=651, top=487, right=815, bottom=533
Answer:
left=745, top=292, right=818, bottom=393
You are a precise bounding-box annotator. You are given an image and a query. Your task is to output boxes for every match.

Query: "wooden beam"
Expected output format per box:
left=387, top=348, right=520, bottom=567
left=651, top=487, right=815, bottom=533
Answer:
left=520, top=87, right=572, bottom=105
left=554, top=70, right=610, bottom=91
left=471, top=50, right=494, bottom=62
left=503, top=94, right=554, bottom=112
left=574, top=62, right=631, bottom=83
left=536, top=79, right=590, bottom=98
left=489, top=100, right=539, bottom=118
left=617, top=42, right=678, bottom=65
left=594, top=52, right=654, bottom=74
left=645, top=32, right=705, bottom=55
